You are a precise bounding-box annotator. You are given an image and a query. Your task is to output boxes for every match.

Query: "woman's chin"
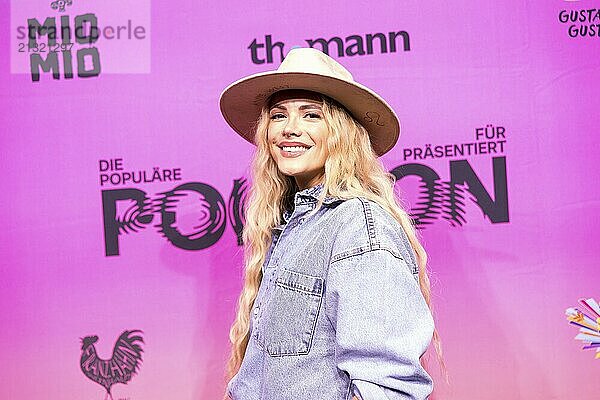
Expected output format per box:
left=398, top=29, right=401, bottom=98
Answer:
left=278, top=166, right=310, bottom=177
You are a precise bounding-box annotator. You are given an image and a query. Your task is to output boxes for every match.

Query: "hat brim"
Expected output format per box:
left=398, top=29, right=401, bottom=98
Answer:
left=219, top=71, right=400, bottom=156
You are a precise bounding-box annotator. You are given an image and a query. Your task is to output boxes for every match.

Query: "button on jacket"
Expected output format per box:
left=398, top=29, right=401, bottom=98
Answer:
left=227, top=183, right=435, bottom=400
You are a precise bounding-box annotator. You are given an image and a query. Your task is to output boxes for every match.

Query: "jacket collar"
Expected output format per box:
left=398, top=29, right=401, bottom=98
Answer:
left=281, top=183, right=342, bottom=223
left=295, top=182, right=342, bottom=205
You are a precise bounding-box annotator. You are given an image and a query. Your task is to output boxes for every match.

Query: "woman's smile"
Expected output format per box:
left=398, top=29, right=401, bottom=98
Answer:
left=278, top=141, right=313, bottom=157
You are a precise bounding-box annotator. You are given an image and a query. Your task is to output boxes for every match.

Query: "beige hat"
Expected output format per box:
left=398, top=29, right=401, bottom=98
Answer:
left=219, top=47, right=400, bottom=157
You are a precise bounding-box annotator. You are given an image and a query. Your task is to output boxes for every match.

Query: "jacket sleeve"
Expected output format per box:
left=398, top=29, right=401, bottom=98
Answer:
left=325, top=248, right=435, bottom=400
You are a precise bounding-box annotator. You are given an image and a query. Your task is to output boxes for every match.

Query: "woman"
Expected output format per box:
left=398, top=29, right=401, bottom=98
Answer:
left=219, top=47, right=442, bottom=400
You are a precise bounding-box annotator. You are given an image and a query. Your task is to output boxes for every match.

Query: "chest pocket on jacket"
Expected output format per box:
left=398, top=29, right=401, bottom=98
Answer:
left=258, top=268, right=324, bottom=357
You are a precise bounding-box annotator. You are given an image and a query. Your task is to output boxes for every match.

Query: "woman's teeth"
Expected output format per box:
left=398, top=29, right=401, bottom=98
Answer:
left=282, top=146, right=309, bottom=152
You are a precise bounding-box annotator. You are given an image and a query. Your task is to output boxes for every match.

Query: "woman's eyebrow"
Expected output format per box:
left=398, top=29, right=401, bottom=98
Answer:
left=299, top=104, right=322, bottom=111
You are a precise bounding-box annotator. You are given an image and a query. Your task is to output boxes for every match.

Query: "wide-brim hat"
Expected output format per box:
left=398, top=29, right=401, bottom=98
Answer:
left=219, top=47, right=400, bottom=157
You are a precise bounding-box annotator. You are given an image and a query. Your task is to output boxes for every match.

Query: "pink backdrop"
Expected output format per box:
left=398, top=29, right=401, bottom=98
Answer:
left=2, top=1, right=599, bottom=399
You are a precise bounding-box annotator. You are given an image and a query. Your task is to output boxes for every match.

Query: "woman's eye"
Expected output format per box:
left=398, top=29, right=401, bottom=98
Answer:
left=305, top=112, right=321, bottom=119
left=270, top=113, right=285, bottom=120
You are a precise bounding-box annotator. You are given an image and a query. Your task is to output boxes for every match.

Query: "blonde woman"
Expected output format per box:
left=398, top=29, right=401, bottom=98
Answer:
left=219, top=47, right=442, bottom=400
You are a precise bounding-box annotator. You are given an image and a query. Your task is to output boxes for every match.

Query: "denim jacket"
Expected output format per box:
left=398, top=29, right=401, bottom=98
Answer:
left=227, top=183, right=434, bottom=400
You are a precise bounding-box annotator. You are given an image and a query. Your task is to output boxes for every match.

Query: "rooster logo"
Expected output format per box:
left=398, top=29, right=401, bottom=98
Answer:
left=80, top=330, right=144, bottom=400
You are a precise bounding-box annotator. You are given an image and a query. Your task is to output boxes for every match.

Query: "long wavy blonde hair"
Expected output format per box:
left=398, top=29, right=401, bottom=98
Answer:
left=223, top=92, right=445, bottom=398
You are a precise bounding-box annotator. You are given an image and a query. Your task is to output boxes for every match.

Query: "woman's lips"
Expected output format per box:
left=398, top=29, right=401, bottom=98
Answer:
left=279, top=146, right=311, bottom=158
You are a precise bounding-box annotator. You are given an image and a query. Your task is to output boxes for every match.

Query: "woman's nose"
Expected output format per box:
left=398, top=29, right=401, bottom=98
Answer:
left=282, top=114, right=301, bottom=137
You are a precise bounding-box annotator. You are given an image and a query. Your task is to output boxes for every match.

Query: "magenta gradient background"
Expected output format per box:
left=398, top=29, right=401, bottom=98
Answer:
left=1, top=1, right=599, bottom=399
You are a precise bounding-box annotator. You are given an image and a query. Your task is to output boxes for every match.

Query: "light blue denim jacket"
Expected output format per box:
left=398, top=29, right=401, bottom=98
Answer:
left=227, top=183, right=434, bottom=400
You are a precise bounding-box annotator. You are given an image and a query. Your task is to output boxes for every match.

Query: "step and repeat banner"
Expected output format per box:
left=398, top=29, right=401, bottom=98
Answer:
left=1, top=1, right=598, bottom=399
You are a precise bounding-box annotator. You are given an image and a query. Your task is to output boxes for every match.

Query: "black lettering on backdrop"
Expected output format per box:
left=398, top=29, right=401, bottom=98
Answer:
left=450, top=157, right=509, bottom=223
left=27, top=13, right=101, bottom=82
left=101, top=183, right=227, bottom=256
left=248, top=35, right=284, bottom=64
left=102, top=189, right=153, bottom=256
left=99, top=156, right=509, bottom=256
left=391, top=156, right=509, bottom=227
left=558, top=8, right=600, bottom=38
left=248, top=30, right=411, bottom=65
left=228, top=177, right=250, bottom=246
left=391, top=163, right=445, bottom=227
left=156, top=183, right=226, bottom=251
